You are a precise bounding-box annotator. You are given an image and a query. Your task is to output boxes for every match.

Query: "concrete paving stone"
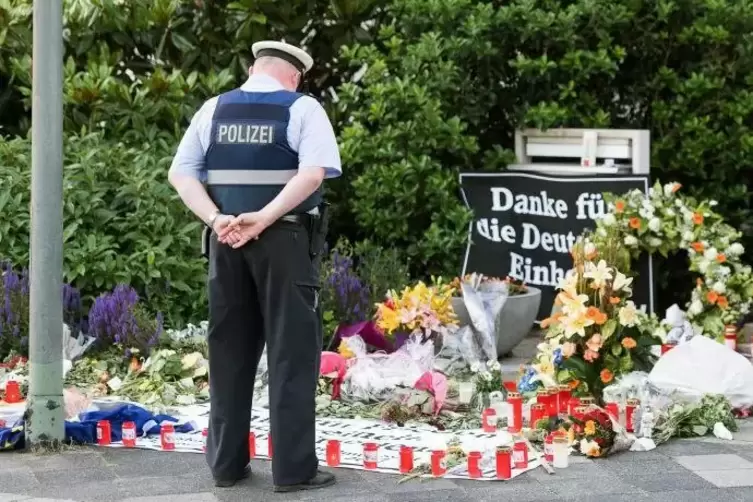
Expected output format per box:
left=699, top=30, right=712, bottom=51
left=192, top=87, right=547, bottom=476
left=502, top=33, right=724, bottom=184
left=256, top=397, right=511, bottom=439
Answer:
left=0, top=453, right=28, bottom=470
left=26, top=480, right=123, bottom=502
left=357, top=470, right=462, bottom=494
left=694, top=469, right=753, bottom=488
left=600, top=450, right=667, bottom=463
left=24, top=451, right=107, bottom=472
left=557, top=494, right=654, bottom=502
left=120, top=493, right=220, bottom=502
left=722, top=487, right=753, bottom=501
left=524, top=461, right=611, bottom=481
left=656, top=439, right=733, bottom=456
left=112, top=473, right=212, bottom=499
left=459, top=480, right=560, bottom=502
left=0, top=466, right=41, bottom=494
left=0, top=495, right=30, bottom=502
left=105, top=454, right=195, bottom=479
left=625, top=472, right=716, bottom=492
left=674, top=453, right=753, bottom=471
left=384, top=489, right=474, bottom=502
left=598, top=459, right=691, bottom=476
left=641, top=488, right=748, bottom=502
left=33, top=466, right=116, bottom=486
left=545, top=475, right=643, bottom=497
left=24, top=499, right=79, bottom=502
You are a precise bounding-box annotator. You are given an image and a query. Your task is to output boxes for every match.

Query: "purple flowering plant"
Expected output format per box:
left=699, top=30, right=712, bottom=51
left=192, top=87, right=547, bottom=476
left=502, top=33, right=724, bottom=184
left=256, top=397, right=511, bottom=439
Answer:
left=1, top=261, right=85, bottom=359
left=321, top=250, right=372, bottom=325
left=88, top=284, right=163, bottom=355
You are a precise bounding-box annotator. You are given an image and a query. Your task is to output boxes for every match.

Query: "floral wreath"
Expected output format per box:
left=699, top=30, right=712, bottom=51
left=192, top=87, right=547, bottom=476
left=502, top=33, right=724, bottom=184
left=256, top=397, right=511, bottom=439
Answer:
left=594, top=181, right=753, bottom=338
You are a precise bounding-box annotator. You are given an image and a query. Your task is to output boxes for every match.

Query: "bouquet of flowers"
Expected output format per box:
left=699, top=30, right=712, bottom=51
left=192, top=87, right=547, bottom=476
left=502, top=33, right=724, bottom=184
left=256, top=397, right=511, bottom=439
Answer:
left=568, top=406, right=618, bottom=458
left=521, top=235, right=660, bottom=400
left=374, top=281, right=457, bottom=339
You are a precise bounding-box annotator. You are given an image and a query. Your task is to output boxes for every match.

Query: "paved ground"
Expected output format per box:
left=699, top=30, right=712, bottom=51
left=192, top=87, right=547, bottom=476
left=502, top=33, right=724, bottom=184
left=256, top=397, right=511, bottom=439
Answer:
left=4, top=433, right=753, bottom=501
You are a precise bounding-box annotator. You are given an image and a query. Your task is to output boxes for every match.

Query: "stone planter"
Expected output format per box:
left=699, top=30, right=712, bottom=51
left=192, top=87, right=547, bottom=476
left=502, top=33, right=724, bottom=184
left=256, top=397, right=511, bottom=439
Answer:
left=451, top=287, right=542, bottom=358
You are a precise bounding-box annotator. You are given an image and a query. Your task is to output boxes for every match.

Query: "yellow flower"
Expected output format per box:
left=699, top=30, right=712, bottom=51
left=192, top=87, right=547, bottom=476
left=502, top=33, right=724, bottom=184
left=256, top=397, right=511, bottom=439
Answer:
left=558, top=290, right=589, bottom=317
left=584, top=420, right=596, bottom=436
left=560, top=311, right=595, bottom=338
left=338, top=340, right=355, bottom=359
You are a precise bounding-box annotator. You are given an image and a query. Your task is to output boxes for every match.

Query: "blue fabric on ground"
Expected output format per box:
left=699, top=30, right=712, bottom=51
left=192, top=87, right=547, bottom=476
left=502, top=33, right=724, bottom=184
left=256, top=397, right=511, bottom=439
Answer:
left=1, top=403, right=193, bottom=450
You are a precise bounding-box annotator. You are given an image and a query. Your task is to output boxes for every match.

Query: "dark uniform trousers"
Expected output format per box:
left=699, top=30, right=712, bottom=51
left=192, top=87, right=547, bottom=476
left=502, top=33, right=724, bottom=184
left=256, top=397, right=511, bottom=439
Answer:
left=205, top=219, right=322, bottom=486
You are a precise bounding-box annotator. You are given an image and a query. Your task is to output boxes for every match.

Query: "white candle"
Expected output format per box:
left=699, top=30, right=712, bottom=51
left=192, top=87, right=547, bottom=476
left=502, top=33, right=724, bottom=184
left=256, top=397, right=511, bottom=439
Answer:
left=552, top=437, right=569, bottom=468
left=458, top=382, right=474, bottom=404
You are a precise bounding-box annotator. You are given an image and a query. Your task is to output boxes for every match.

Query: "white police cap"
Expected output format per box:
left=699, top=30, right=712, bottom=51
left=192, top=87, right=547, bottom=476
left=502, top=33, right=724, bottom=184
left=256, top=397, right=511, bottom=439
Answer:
left=251, top=41, right=314, bottom=74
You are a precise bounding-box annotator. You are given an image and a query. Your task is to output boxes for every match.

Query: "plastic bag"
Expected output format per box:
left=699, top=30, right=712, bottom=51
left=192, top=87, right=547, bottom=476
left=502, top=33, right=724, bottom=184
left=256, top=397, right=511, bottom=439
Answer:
left=649, top=335, right=753, bottom=409
left=341, top=334, right=434, bottom=402
left=663, top=304, right=700, bottom=344
left=460, top=275, right=508, bottom=362
left=434, top=325, right=487, bottom=374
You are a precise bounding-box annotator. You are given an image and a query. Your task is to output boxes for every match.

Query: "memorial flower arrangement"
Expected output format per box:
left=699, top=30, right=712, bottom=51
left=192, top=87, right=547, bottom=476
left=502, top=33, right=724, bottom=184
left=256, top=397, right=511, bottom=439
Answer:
left=521, top=236, right=660, bottom=400
left=374, top=281, right=457, bottom=339
left=567, top=406, right=618, bottom=457
left=595, top=181, right=753, bottom=337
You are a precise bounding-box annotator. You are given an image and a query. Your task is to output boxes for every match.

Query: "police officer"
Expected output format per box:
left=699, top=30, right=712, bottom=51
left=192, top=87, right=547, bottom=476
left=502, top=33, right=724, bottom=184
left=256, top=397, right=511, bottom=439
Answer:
left=168, top=40, right=341, bottom=493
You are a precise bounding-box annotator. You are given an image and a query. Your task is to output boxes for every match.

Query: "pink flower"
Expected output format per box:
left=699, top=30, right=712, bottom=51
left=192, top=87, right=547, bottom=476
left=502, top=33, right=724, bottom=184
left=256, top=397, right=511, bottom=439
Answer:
left=562, top=342, right=577, bottom=358
left=584, top=349, right=600, bottom=362
left=586, top=334, right=603, bottom=353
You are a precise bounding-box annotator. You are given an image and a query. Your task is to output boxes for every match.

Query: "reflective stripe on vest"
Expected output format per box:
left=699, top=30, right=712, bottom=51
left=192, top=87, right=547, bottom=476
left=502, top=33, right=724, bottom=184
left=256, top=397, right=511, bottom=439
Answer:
left=206, top=169, right=297, bottom=185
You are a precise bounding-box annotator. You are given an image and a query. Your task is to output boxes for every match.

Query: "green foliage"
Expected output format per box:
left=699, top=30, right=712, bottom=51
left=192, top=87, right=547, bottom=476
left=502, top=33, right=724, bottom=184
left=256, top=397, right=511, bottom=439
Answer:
left=0, top=133, right=205, bottom=326
left=333, top=0, right=753, bottom=280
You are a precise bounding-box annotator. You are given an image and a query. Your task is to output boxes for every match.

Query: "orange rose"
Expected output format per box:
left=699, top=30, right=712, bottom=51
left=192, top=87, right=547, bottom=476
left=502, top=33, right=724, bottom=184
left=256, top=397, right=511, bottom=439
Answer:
left=691, top=242, right=704, bottom=253
left=541, top=312, right=563, bottom=328
left=586, top=306, right=608, bottom=325
left=717, top=254, right=726, bottom=263
left=609, top=296, right=621, bottom=304
left=614, top=200, right=626, bottom=213
left=629, top=217, right=641, bottom=229
left=692, top=212, right=704, bottom=225
left=671, top=183, right=682, bottom=193
left=600, top=369, right=614, bottom=384
left=706, top=291, right=718, bottom=304
left=717, top=296, right=729, bottom=309
left=621, top=337, right=637, bottom=349
left=569, top=380, right=580, bottom=390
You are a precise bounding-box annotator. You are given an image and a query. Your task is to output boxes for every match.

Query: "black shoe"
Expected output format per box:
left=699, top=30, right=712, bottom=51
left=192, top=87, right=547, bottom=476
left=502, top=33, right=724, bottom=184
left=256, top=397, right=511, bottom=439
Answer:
left=214, top=465, right=252, bottom=488
left=273, top=470, right=336, bottom=493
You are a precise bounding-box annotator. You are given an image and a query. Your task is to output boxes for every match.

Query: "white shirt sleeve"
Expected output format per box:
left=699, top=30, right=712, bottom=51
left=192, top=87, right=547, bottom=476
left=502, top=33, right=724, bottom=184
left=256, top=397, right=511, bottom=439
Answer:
left=168, top=98, right=217, bottom=182
left=293, top=96, right=342, bottom=179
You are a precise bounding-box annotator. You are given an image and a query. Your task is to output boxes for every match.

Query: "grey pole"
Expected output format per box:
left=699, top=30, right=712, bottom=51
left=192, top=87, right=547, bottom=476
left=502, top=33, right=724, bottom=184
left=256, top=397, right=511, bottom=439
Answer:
left=27, top=0, right=65, bottom=446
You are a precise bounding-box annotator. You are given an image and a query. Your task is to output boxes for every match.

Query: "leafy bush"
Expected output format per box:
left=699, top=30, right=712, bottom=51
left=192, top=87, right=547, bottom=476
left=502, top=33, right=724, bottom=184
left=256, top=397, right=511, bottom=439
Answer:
left=333, top=0, right=753, bottom=284
left=0, top=133, right=205, bottom=326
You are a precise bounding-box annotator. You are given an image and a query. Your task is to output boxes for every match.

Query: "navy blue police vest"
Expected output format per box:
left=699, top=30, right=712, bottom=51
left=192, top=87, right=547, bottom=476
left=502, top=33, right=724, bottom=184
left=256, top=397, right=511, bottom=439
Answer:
left=205, top=89, right=322, bottom=215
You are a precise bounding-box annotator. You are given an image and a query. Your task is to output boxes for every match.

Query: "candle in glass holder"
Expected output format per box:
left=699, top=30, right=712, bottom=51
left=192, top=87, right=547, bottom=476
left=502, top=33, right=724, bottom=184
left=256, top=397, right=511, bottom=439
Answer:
left=363, top=442, right=379, bottom=469
left=552, top=435, right=569, bottom=468
left=467, top=451, right=482, bottom=478
left=458, top=381, right=474, bottom=405
left=626, top=399, right=640, bottom=433
left=482, top=408, right=497, bottom=433
left=399, top=445, right=414, bottom=474
left=567, top=397, right=581, bottom=416
left=249, top=432, right=256, bottom=458
left=96, top=420, right=111, bottom=446
left=579, top=396, right=595, bottom=407
left=605, top=402, right=619, bottom=421
left=495, top=446, right=512, bottom=479
left=724, top=325, right=738, bottom=351
left=544, top=434, right=554, bottom=463
left=326, top=439, right=341, bottom=467
left=558, top=385, right=571, bottom=414
left=506, top=392, right=523, bottom=433
left=512, top=440, right=528, bottom=469
left=530, top=403, right=546, bottom=429
left=546, top=388, right=559, bottom=417
left=431, top=450, right=447, bottom=477
left=536, top=388, right=550, bottom=408
left=574, top=406, right=589, bottom=421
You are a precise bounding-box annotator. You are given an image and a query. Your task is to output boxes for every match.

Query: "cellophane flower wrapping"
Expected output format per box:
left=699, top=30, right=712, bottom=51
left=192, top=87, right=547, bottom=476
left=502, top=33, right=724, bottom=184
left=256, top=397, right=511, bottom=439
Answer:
left=341, top=334, right=434, bottom=402
left=434, top=325, right=488, bottom=374
left=459, top=277, right=508, bottom=362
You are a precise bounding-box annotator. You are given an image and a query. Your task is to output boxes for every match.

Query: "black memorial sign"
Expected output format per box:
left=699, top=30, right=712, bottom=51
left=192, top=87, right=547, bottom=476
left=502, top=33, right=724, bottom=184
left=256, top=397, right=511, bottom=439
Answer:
left=459, top=172, right=654, bottom=320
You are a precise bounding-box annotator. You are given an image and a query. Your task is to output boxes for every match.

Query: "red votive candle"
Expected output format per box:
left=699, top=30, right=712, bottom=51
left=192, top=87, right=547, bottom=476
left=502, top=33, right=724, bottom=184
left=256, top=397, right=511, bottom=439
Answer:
left=605, top=402, right=619, bottom=421
left=121, top=421, right=136, bottom=448
left=96, top=420, right=111, bottom=446
left=503, top=381, right=518, bottom=392
left=482, top=408, right=497, bottom=433
left=431, top=450, right=447, bottom=477
left=363, top=442, right=378, bottom=469
left=568, top=397, right=581, bottom=416
left=160, top=423, right=175, bottom=451
left=558, top=385, right=572, bottom=414
left=496, top=447, right=512, bottom=479
left=249, top=432, right=256, bottom=458
left=506, top=392, right=523, bottom=433
left=546, top=388, right=559, bottom=417
left=399, top=445, right=414, bottom=474
left=326, top=439, right=341, bottom=467
left=626, top=399, right=639, bottom=433
left=4, top=380, right=21, bottom=403
left=513, top=440, right=528, bottom=469
left=467, top=451, right=482, bottom=478
left=544, top=433, right=554, bottom=463
left=661, top=343, right=676, bottom=355
left=530, top=403, right=546, bottom=429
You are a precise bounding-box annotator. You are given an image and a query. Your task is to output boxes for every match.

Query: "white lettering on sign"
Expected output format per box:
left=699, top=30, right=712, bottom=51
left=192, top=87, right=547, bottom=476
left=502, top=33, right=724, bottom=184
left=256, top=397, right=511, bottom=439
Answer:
left=217, top=124, right=275, bottom=144
left=490, top=188, right=568, bottom=219
left=508, top=252, right=565, bottom=287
